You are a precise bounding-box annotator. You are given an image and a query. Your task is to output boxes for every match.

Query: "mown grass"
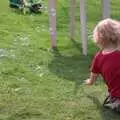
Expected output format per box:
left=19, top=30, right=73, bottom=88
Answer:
left=0, top=0, right=120, bottom=120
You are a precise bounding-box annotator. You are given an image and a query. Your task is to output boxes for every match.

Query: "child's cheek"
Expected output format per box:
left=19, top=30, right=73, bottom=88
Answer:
left=93, top=32, right=98, bottom=43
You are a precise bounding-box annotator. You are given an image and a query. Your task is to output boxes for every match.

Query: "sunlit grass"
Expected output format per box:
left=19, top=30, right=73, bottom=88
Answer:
left=0, top=0, right=120, bottom=120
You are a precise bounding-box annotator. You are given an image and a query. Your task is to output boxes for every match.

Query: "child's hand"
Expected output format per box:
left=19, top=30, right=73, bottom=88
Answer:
left=84, top=79, right=93, bottom=85
left=84, top=73, right=97, bottom=85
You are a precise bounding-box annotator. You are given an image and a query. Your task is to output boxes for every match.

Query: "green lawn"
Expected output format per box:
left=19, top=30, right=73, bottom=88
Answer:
left=0, top=0, right=120, bottom=120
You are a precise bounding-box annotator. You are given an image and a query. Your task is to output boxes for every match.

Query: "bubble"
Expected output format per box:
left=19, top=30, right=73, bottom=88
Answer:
left=0, top=48, right=15, bottom=58
left=36, top=65, right=41, bottom=70
left=14, top=88, right=21, bottom=92
left=35, top=26, right=40, bottom=32
left=13, top=33, right=30, bottom=47
left=39, top=73, right=44, bottom=77
left=50, top=8, right=56, bottom=13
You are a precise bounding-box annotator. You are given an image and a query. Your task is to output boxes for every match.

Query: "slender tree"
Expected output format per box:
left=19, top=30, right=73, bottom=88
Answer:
left=70, top=0, right=76, bottom=40
left=102, top=0, right=110, bottom=19
left=80, top=0, right=87, bottom=55
left=48, top=0, right=57, bottom=49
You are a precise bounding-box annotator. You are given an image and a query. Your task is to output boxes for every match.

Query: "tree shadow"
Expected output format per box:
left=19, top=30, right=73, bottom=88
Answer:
left=87, top=95, right=120, bottom=120
left=48, top=48, right=92, bottom=94
left=71, top=40, right=83, bottom=53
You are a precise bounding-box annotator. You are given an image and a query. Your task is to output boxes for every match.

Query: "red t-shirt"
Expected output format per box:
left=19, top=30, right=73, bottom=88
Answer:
left=90, top=50, right=120, bottom=97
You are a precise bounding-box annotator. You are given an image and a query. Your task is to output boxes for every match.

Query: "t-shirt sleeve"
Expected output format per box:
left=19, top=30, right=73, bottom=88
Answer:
left=90, top=53, right=100, bottom=74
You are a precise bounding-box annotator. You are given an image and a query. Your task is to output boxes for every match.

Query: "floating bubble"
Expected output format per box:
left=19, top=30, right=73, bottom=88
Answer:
left=13, top=33, right=30, bottom=47
left=35, top=26, right=40, bottom=32
left=0, top=48, right=15, bottom=58
left=41, top=25, right=49, bottom=32
left=39, top=73, right=44, bottom=77
left=14, top=87, right=31, bottom=95
left=51, top=13, right=56, bottom=16
left=0, top=49, right=5, bottom=57
left=14, top=87, right=22, bottom=92
left=50, top=8, right=56, bottom=13
left=36, top=65, right=41, bottom=70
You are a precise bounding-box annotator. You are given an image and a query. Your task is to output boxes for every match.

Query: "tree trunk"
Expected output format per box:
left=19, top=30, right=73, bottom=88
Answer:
left=70, top=0, right=76, bottom=40
left=48, top=0, right=57, bottom=48
left=80, top=0, right=87, bottom=55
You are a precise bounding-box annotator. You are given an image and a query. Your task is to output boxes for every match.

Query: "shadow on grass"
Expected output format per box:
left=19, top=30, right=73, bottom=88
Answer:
left=87, top=95, right=120, bottom=120
left=71, top=40, right=83, bottom=53
left=48, top=46, right=92, bottom=94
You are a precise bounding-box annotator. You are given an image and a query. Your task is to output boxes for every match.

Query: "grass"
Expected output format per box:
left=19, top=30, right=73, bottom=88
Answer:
left=0, top=0, right=120, bottom=120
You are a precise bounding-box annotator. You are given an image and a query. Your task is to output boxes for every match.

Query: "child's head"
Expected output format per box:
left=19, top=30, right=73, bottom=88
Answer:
left=93, top=18, right=120, bottom=49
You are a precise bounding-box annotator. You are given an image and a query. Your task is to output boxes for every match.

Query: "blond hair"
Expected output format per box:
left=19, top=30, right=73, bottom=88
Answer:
left=93, top=18, right=120, bottom=47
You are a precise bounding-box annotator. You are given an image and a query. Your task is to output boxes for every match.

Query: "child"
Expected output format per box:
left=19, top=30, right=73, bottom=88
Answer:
left=85, top=18, right=120, bottom=112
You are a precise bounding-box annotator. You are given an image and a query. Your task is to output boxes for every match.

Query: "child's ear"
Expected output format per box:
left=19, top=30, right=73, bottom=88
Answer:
left=99, top=39, right=105, bottom=45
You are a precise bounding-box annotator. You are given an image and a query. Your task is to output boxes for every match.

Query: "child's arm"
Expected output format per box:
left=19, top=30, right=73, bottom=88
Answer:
left=84, top=72, right=98, bottom=85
